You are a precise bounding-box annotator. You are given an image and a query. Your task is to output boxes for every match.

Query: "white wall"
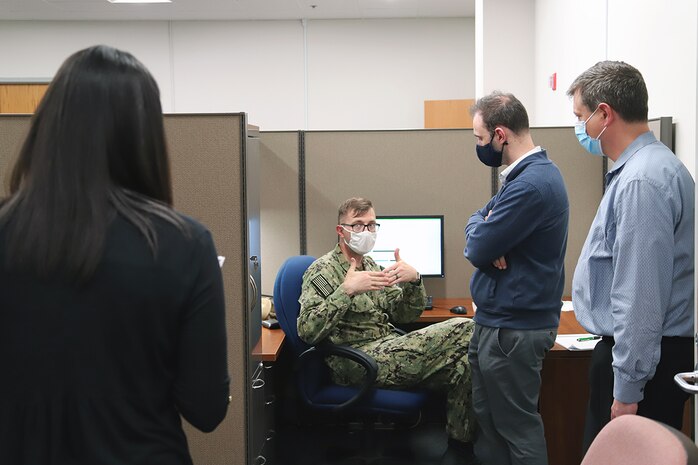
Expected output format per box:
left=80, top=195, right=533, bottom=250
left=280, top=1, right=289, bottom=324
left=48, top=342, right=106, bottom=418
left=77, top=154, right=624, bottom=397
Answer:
left=533, top=0, right=607, bottom=126
left=607, top=0, right=697, bottom=175
left=1, top=11, right=693, bottom=167
left=477, top=0, right=535, bottom=109
left=170, top=21, right=306, bottom=129
left=0, top=18, right=475, bottom=131
left=307, top=18, right=475, bottom=129
left=532, top=0, right=697, bottom=175
left=0, top=21, right=174, bottom=103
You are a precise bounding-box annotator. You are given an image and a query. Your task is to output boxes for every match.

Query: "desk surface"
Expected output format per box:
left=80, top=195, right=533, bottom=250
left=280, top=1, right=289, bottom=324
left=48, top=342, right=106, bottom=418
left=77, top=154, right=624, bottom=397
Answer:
left=420, top=298, right=585, bottom=351
left=252, top=325, right=286, bottom=362
left=256, top=298, right=586, bottom=361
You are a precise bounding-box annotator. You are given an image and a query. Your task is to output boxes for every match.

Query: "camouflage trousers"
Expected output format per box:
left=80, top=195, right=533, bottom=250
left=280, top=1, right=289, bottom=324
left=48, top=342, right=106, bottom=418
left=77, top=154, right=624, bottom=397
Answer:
left=333, top=318, right=476, bottom=442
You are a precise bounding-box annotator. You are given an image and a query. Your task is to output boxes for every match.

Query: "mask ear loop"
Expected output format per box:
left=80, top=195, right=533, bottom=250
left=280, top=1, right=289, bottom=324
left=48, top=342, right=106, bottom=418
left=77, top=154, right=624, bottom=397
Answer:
left=585, top=105, right=609, bottom=140
left=493, top=127, right=509, bottom=153
left=584, top=106, right=600, bottom=124
left=595, top=125, right=607, bottom=141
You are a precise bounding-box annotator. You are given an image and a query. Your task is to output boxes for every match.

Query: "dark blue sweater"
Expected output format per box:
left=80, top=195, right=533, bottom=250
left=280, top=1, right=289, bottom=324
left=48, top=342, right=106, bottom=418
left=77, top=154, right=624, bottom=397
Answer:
left=465, top=150, right=569, bottom=329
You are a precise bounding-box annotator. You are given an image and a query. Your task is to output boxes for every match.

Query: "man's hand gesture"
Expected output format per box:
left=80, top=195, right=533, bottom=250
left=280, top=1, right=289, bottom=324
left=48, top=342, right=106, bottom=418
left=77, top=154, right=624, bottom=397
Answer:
left=384, top=248, right=419, bottom=285
left=343, top=258, right=392, bottom=296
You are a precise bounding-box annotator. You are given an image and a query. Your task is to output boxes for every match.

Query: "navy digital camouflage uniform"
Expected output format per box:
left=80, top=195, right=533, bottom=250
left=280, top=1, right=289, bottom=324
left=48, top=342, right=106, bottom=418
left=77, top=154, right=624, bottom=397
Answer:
left=297, top=244, right=476, bottom=443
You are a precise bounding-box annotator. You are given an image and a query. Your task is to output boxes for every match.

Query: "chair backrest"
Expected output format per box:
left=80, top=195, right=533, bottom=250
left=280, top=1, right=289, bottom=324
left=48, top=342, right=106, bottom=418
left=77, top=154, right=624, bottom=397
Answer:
left=274, top=255, right=335, bottom=402
left=581, top=415, right=698, bottom=465
left=273, top=255, right=316, bottom=356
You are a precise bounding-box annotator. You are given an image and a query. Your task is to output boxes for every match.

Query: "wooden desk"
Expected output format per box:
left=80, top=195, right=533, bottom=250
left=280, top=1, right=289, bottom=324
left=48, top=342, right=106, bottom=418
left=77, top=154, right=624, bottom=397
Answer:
left=420, top=297, right=585, bottom=346
left=418, top=298, right=475, bottom=323
left=257, top=297, right=585, bottom=362
left=252, top=326, right=286, bottom=362
left=424, top=298, right=589, bottom=465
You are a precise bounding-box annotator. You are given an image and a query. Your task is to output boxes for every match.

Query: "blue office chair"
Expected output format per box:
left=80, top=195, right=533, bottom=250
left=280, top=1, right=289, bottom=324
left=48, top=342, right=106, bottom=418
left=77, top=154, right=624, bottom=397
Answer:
left=273, top=255, right=428, bottom=418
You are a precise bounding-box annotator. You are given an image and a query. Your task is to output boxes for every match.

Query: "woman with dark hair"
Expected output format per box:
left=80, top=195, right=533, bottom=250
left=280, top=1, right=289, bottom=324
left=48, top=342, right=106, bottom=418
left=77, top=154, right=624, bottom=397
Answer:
left=0, top=45, right=230, bottom=464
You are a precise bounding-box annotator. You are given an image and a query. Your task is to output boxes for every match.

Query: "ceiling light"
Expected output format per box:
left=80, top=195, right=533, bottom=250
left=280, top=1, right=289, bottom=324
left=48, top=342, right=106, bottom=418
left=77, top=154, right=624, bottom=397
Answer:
left=108, top=0, right=172, bottom=3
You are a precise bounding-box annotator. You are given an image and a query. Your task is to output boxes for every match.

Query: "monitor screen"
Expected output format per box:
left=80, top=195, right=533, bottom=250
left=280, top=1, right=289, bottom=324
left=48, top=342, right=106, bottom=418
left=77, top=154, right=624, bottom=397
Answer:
left=366, top=215, right=444, bottom=278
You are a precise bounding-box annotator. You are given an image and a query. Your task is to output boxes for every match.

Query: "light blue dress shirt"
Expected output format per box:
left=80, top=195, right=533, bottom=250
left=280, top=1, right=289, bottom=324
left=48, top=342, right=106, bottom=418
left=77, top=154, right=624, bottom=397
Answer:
left=572, top=131, right=695, bottom=404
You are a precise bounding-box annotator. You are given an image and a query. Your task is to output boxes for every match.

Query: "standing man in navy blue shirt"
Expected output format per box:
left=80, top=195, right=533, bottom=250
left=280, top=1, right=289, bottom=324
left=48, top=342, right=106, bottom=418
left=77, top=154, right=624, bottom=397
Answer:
left=568, top=61, right=695, bottom=452
left=464, top=91, right=569, bottom=465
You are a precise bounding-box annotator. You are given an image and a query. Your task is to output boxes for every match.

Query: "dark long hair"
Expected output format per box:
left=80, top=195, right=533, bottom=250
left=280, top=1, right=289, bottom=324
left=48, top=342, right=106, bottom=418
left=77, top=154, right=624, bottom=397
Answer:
left=0, top=45, right=186, bottom=282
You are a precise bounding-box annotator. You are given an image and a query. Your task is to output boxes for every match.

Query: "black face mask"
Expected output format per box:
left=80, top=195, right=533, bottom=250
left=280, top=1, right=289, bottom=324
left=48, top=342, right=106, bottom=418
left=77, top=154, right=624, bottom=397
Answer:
left=476, top=131, right=507, bottom=167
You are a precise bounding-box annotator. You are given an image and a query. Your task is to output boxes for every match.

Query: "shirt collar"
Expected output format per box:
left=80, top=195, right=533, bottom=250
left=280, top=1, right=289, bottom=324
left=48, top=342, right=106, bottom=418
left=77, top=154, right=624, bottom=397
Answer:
left=333, top=243, right=364, bottom=270
left=499, top=146, right=542, bottom=184
left=608, top=131, right=657, bottom=172
left=605, top=131, right=657, bottom=185
left=333, top=243, right=347, bottom=263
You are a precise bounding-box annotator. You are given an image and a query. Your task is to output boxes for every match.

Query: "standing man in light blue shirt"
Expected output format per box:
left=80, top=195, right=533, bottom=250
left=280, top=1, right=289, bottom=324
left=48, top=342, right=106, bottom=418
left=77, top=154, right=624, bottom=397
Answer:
left=568, top=61, right=695, bottom=452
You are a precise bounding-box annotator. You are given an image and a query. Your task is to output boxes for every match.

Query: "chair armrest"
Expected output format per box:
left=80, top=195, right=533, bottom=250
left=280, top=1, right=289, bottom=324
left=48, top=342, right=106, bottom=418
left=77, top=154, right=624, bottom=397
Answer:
left=296, top=343, right=378, bottom=411
left=674, top=371, right=698, bottom=394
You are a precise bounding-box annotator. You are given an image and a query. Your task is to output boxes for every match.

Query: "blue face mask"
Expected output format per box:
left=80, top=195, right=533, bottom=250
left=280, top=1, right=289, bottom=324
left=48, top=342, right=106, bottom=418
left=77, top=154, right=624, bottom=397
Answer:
left=476, top=131, right=507, bottom=167
left=575, top=107, right=607, bottom=156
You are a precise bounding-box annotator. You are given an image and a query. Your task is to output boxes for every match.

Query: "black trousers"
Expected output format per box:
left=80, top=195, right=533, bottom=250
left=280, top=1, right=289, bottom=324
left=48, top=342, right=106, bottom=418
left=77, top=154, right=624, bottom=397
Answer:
left=582, top=336, right=693, bottom=453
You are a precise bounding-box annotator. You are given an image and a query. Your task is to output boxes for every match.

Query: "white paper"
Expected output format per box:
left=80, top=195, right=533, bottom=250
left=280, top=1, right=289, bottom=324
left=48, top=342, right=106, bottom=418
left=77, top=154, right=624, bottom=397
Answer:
left=561, top=300, right=574, bottom=312
left=555, top=334, right=601, bottom=351
left=217, top=256, right=226, bottom=268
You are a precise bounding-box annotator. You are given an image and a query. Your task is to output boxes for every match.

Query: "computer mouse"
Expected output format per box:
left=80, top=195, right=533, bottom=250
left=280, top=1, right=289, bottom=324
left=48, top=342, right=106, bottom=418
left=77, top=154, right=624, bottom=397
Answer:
left=449, top=305, right=468, bottom=315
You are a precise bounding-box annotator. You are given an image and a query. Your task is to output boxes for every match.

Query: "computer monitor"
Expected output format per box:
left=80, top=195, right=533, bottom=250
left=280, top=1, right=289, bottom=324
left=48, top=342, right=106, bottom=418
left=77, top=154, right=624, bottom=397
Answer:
left=366, top=215, right=445, bottom=278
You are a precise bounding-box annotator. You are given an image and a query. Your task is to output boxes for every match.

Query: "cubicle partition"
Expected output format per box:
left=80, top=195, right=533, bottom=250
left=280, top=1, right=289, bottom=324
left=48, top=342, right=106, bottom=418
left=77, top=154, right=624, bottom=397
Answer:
left=163, top=114, right=251, bottom=465
left=259, top=131, right=301, bottom=297
left=260, top=127, right=604, bottom=299
left=0, top=114, right=257, bottom=465
left=529, top=126, right=605, bottom=296
left=0, top=116, right=27, bottom=191
left=304, top=129, right=492, bottom=299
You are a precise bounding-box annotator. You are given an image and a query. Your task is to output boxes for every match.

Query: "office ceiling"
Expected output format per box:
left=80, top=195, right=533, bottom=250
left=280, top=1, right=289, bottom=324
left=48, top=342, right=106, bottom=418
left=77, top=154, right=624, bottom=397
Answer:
left=0, top=0, right=475, bottom=21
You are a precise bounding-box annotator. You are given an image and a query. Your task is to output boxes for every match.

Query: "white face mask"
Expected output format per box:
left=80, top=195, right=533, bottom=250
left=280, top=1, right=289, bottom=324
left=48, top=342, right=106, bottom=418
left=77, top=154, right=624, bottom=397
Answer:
left=343, top=229, right=377, bottom=255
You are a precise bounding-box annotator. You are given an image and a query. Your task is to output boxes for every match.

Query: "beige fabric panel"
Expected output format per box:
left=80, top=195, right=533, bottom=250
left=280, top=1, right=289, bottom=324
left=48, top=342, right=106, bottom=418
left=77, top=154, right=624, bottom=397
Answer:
left=164, top=114, right=246, bottom=465
left=0, top=115, right=31, bottom=194
left=260, top=131, right=300, bottom=295
left=304, top=129, right=492, bottom=299
left=530, top=127, right=604, bottom=296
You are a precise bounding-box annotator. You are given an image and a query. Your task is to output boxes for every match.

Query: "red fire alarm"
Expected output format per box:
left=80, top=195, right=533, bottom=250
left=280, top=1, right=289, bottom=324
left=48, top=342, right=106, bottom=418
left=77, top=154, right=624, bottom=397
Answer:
left=549, top=72, right=557, bottom=91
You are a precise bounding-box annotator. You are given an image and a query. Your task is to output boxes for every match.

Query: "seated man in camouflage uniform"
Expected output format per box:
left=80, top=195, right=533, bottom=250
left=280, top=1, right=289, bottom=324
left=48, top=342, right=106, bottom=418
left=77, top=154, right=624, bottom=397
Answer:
left=298, top=197, right=478, bottom=465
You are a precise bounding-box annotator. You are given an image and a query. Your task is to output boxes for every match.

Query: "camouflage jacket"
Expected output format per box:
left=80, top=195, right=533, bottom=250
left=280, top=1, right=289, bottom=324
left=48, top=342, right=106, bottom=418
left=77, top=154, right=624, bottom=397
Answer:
left=297, top=245, right=426, bottom=349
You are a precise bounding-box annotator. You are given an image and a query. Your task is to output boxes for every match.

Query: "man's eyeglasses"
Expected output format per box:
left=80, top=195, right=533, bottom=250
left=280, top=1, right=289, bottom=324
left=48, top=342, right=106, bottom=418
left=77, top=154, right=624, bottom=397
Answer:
left=341, top=223, right=381, bottom=233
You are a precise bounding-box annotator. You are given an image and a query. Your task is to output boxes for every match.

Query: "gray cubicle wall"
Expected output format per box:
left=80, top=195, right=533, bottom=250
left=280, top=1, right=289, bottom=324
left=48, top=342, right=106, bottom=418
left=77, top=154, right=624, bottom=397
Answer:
left=649, top=117, right=673, bottom=151
left=530, top=126, right=604, bottom=296
left=164, top=114, right=248, bottom=465
left=260, top=131, right=301, bottom=296
left=0, top=114, right=250, bottom=465
left=0, top=116, right=26, bottom=191
left=261, top=127, right=604, bottom=299
left=304, top=129, right=492, bottom=299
